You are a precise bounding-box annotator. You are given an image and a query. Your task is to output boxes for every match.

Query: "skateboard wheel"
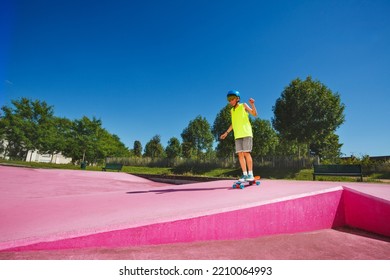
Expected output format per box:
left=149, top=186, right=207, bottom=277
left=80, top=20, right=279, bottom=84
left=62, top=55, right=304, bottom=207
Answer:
left=240, top=184, right=245, bottom=189
left=256, top=181, right=260, bottom=186
left=232, top=184, right=236, bottom=189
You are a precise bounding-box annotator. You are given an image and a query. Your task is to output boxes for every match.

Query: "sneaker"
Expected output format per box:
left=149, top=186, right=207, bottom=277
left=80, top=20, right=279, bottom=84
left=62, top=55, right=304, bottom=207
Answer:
left=239, top=175, right=248, bottom=182
left=246, top=174, right=255, bottom=181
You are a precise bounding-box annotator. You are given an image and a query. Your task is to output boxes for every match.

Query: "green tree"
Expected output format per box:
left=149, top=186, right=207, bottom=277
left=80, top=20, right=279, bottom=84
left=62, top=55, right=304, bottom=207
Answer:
left=273, top=138, right=299, bottom=157
left=181, top=115, right=213, bottom=159
left=252, top=119, right=278, bottom=161
left=272, top=76, right=345, bottom=157
left=310, top=132, right=342, bottom=162
left=1, top=97, right=130, bottom=164
left=165, top=137, right=181, bottom=166
left=144, top=135, right=165, bottom=159
left=133, top=140, right=143, bottom=157
left=64, top=116, right=102, bottom=163
left=166, top=137, right=181, bottom=159
left=39, top=117, right=73, bottom=163
left=212, top=105, right=235, bottom=160
left=181, top=141, right=193, bottom=159
left=98, top=132, right=130, bottom=160
left=62, top=117, right=129, bottom=164
left=0, top=98, right=54, bottom=160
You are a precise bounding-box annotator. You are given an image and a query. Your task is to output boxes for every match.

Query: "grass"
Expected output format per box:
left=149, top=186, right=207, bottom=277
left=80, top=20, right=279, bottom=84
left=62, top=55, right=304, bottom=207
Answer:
left=0, top=159, right=80, bottom=170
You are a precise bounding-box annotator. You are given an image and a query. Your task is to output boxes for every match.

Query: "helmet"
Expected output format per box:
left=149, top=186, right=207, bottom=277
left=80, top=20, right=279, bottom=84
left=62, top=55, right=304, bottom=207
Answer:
left=227, top=90, right=240, bottom=98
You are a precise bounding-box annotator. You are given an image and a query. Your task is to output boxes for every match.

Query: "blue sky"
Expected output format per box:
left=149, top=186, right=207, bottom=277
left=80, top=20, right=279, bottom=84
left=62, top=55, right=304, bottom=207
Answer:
left=1, top=0, right=389, bottom=157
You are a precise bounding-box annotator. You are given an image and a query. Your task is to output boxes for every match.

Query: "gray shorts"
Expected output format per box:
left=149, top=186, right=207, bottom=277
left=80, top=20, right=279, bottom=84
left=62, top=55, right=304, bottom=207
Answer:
left=235, top=137, right=253, bottom=153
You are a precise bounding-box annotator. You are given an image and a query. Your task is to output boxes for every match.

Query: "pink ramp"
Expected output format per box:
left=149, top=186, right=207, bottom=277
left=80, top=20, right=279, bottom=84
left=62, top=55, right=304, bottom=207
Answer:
left=0, top=166, right=389, bottom=252
left=343, top=187, right=390, bottom=237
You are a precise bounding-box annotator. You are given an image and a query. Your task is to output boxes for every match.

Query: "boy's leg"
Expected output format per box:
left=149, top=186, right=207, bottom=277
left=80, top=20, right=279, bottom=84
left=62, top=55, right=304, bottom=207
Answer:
left=244, top=152, right=253, bottom=171
left=236, top=139, right=247, bottom=176
left=238, top=152, right=248, bottom=182
left=238, top=152, right=247, bottom=173
left=244, top=152, right=254, bottom=180
left=242, top=137, right=254, bottom=178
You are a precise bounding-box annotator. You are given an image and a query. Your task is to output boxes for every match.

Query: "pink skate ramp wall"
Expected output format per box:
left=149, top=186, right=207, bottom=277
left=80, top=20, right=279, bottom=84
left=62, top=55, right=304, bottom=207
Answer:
left=343, top=188, right=390, bottom=237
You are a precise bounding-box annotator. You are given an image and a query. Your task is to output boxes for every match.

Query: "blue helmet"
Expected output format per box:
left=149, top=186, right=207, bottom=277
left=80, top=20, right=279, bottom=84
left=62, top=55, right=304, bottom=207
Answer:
left=227, top=90, right=240, bottom=98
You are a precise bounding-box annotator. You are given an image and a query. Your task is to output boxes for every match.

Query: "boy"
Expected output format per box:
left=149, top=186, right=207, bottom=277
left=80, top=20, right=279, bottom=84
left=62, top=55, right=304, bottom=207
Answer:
left=220, top=90, right=258, bottom=182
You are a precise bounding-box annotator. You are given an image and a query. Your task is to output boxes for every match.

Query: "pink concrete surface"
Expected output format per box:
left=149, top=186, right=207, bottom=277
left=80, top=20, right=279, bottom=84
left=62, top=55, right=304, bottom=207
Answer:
left=0, top=165, right=389, bottom=258
left=2, top=229, right=390, bottom=260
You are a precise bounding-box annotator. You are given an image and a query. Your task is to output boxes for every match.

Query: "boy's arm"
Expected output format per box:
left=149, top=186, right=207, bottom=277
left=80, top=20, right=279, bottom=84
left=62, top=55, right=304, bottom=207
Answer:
left=245, top=98, right=258, bottom=117
left=220, top=125, right=233, bottom=140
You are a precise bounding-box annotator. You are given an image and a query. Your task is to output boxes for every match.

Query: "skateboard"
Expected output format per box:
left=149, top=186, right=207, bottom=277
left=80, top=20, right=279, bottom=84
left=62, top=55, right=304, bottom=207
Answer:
left=232, top=176, right=261, bottom=189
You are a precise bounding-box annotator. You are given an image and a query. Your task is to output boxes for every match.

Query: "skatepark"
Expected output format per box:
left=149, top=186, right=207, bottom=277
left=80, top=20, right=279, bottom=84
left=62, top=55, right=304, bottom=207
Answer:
left=0, top=165, right=389, bottom=259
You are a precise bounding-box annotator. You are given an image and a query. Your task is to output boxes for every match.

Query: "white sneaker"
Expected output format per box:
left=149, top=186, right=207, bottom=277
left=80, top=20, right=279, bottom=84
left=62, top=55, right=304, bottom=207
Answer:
left=246, top=174, right=255, bottom=181
left=239, top=175, right=248, bottom=182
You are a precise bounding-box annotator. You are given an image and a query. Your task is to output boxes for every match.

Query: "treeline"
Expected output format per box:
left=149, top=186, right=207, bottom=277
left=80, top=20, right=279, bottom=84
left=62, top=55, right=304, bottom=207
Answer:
left=0, top=98, right=129, bottom=164
left=1, top=76, right=347, bottom=166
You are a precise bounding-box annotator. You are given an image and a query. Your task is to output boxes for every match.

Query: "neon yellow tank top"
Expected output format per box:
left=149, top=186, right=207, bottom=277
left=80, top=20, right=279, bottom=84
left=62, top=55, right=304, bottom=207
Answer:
left=231, top=103, right=253, bottom=139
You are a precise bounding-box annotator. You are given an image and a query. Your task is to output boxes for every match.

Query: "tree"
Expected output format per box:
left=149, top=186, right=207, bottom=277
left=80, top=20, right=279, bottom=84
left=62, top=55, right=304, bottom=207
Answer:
left=272, top=76, right=345, bottom=157
left=251, top=119, right=278, bottom=161
left=62, top=116, right=129, bottom=164
left=133, top=140, right=143, bottom=157
left=310, top=132, right=342, bottom=162
left=1, top=97, right=131, bottom=164
left=0, top=98, right=54, bottom=160
left=97, top=132, right=130, bottom=160
left=181, top=141, right=193, bottom=159
left=273, top=137, right=299, bottom=157
left=144, top=135, right=165, bottom=159
left=65, top=116, right=102, bottom=163
left=165, top=137, right=181, bottom=159
left=212, top=105, right=235, bottom=160
left=39, top=117, right=73, bottom=163
left=181, top=115, right=213, bottom=159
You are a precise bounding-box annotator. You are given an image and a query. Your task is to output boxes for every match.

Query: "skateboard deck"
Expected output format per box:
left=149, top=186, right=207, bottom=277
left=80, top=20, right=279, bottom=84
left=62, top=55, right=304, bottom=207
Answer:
left=232, top=175, right=261, bottom=189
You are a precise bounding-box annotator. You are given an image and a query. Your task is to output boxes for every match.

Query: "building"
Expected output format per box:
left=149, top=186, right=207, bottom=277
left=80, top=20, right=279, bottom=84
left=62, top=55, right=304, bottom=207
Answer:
left=1, top=140, right=72, bottom=164
left=26, top=150, right=72, bottom=164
